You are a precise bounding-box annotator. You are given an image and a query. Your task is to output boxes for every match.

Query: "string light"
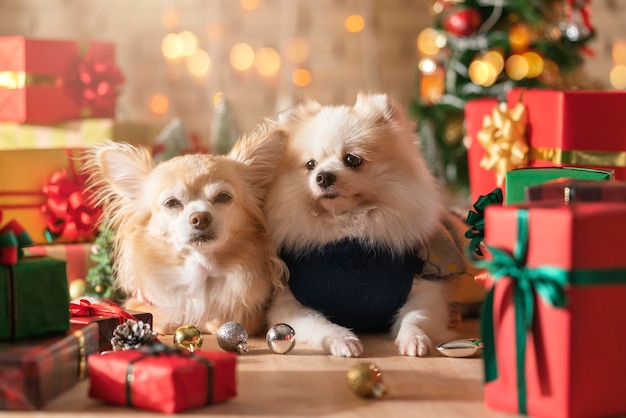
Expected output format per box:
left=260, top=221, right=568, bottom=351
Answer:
left=482, top=50, right=504, bottom=75
left=522, top=51, right=544, bottom=78
left=612, top=40, right=626, bottom=65
left=505, top=54, right=529, bottom=80
left=178, top=31, right=198, bottom=57
left=417, top=28, right=446, bottom=57
left=229, top=43, right=255, bottom=71
left=418, top=58, right=437, bottom=75
left=345, top=15, right=365, bottom=33
left=509, top=23, right=531, bottom=52
left=610, top=66, right=626, bottom=89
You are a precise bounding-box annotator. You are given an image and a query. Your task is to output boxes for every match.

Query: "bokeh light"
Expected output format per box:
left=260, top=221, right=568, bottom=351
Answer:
left=539, top=59, right=560, bottom=84
left=254, top=47, right=281, bottom=76
left=509, top=23, right=531, bottom=52
left=241, top=0, right=258, bottom=11
left=284, top=37, right=310, bottom=64
left=162, top=33, right=183, bottom=59
left=505, top=54, right=529, bottom=80
left=418, top=58, right=437, bottom=75
left=186, top=49, right=211, bottom=76
left=292, top=68, right=312, bottom=87
left=213, top=91, right=224, bottom=107
left=612, top=40, right=626, bottom=66
left=522, top=51, right=544, bottom=78
left=417, top=28, right=446, bottom=56
left=149, top=94, right=169, bottom=115
left=482, top=49, right=504, bottom=75
left=178, top=31, right=198, bottom=57
left=610, top=65, right=626, bottom=89
left=345, top=15, right=365, bottom=33
left=468, top=59, right=497, bottom=86
left=229, top=43, right=255, bottom=71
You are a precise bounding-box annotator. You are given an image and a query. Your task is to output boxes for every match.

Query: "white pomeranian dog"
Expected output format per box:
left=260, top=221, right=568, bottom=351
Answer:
left=265, top=93, right=480, bottom=357
left=85, top=124, right=288, bottom=335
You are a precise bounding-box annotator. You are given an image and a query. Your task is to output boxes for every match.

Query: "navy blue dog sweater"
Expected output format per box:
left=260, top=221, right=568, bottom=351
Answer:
left=282, top=239, right=425, bottom=333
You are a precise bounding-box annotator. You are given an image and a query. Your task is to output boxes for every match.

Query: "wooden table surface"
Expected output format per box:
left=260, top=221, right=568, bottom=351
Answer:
left=4, top=320, right=519, bottom=418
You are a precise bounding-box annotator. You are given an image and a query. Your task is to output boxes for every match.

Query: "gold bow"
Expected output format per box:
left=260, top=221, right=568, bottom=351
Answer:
left=477, top=102, right=529, bottom=186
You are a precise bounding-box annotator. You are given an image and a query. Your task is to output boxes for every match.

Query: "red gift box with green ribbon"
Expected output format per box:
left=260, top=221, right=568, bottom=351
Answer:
left=0, top=36, right=124, bottom=123
left=481, top=202, right=626, bottom=418
left=0, top=213, right=70, bottom=341
left=88, top=342, right=237, bottom=413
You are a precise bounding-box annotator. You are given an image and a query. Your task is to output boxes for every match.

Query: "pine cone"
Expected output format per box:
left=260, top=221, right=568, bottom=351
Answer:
left=111, top=319, right=158, bottom=351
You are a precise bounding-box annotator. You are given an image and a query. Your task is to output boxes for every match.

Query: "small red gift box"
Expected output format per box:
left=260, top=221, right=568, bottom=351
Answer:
left=526, top=179, right=626, bottom=203
left=89, top=344, right=237, bottom=413
left=0, top=323, right=98, bottom=410
left=0, top=36, right=123, bottom=123
left=70, top=300, right=153, bottom=352
left=482, top=202, right=626, bottom=418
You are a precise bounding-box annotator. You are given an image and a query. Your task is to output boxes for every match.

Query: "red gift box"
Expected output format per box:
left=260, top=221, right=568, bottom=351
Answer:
left=465, top=97, right=500, bottom=203
left=466, top=90, right=626, bottom=203
left=482, top=202, right=626, bottom=418
left=89, top=344, right=237, bottom=413
left=70, top=300, right=153, bottom=352
left=0, top=323, right=98, bottom=410
left=0, top=36, right=122, bottom=123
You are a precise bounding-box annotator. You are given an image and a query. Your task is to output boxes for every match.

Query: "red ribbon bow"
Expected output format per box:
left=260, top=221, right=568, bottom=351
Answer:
left=70, top=299, right=137, bottom=324
left=0, top=211, right=33, bottom=266
left=76, top=51, right=125, bottom=112
left=41, top=155, right=102, bottom=242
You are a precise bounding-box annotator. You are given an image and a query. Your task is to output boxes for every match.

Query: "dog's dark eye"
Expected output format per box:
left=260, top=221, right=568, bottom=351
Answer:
left=163, top=198, right=182, bottom=209
left=214, top=192, right=233, bottom=204
left=305, top=160, right=317, bottom=171
left=344, top=153, right=362, bottom=168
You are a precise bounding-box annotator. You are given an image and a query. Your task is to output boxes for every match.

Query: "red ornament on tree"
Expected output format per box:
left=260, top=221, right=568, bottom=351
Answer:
left=442, top=8, right=482, bottom=37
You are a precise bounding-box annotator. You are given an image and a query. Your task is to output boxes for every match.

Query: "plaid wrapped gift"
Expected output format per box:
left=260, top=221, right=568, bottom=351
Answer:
left=89, top=342, right=237, bottom=413
left=0, top=322, right=98, bottom=410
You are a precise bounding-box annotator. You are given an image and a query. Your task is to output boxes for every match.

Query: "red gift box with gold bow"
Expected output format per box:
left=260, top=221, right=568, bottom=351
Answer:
left=0, top=36, right=124, bottom=123
left=0, top=148, right=101, bottom=244
left=465, top=89, right=626, bottom=203
left=88, top=343, right=237, bottom=413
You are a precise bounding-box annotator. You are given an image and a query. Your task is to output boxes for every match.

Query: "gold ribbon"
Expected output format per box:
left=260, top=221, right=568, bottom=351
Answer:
left=0, top=71, right=59, bottom=89
left=530, top=147, right=626, bottom=167
left=477, top=102, right=529, bottom=187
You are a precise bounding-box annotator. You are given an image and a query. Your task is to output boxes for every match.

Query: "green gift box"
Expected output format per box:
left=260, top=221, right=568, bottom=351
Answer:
left=1, top=257, right=70, bottom=340
left=504, top=166, right=614, bottom=205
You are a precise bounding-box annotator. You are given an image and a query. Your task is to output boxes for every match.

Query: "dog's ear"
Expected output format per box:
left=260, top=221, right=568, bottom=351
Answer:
left=278, top=100, right=322, bottom=129
left=85, top=140, right=154, bottom=201
left=229, top=123, right=287, bottom=191
left=355, top=92, right=408, bottom=125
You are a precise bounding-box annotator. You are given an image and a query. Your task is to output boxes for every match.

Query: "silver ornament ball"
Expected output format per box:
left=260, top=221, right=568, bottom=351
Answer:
left=266, top=323, right=296, bottom=354
left=216, top=321, right=249, bottom=354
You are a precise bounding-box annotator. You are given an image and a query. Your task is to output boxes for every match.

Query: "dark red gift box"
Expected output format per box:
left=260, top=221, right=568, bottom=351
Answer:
left=70, top=299, right=153, bottom=352
left=526, top=178, right=626, bottom=203
left=88, top=344, right=237, bottom=413
left=0, top=322, right=98, bottom=410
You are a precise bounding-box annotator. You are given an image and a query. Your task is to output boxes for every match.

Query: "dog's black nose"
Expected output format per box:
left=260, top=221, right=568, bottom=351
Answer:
left=189, top=212, right=212, bottom=230
left=316, top=172, right=336, bottom=188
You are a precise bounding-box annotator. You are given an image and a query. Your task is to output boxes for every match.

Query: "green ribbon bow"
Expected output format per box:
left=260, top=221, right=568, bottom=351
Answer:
left=465, top=188, right=503, bottom=256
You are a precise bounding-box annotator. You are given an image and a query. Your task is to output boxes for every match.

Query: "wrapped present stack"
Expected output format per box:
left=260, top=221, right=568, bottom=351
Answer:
left=473, top=177, right=626, bottom=418
left=465, top=89, right=626, bottom=203
left=0, top=36, right=125, bottom=294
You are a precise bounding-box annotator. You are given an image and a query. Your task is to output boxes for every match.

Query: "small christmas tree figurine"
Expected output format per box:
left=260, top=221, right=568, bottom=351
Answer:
left=210, top=94, right=239, bottom=155
left=86, top=222, right=125, bottom=300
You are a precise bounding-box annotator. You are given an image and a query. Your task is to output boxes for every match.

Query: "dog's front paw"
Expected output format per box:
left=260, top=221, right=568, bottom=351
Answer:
left=326, top=336, right=363, bottom=358
left=395, top=332, right=433, bottom=357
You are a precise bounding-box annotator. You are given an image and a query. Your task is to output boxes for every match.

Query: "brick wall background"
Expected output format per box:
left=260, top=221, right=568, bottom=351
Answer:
left=0, top=0, right=624, bottom=146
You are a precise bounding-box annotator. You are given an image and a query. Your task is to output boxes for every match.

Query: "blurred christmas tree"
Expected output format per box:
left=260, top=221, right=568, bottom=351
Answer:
left=411, top=0, right=595, bottom=193
left=86, top=222, right=125, bottom=300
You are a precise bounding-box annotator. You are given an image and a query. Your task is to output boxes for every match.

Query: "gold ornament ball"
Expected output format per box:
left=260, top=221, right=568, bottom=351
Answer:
left=174, top=325, right=203, bottom=352
left=69, top=279, right=87, bottom=300
left=346, top=362, right=387, bottom=398
left=94, top=284, right=104, bottom=294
